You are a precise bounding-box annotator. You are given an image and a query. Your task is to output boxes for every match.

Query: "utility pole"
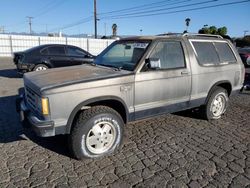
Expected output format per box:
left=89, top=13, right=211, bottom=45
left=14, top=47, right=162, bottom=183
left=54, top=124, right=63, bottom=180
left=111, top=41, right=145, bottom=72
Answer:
left=27, top=16, right=33, bottom=35
left=94, top=0, right=97, bottom=39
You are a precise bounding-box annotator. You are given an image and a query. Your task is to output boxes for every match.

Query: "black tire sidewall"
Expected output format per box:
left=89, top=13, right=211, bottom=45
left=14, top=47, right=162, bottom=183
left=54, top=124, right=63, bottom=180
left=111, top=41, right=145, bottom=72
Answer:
left=206, top=88, right=228, bottom=120
left=74, top=111, right=123, bottom=159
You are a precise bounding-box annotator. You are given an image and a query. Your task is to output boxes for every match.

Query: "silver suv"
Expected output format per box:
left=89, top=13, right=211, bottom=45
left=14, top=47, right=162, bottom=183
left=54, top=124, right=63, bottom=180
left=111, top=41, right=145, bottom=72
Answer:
left=17, top=34, right=245, bottom=159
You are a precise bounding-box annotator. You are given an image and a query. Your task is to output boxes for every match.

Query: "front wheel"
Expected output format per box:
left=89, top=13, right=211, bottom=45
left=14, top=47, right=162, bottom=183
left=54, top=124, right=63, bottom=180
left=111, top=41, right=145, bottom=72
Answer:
left=69, top=106, right=124, bottom=159
left=33, top=64, right=48, bottom=71
left=202, top=87, right=229, bottom=120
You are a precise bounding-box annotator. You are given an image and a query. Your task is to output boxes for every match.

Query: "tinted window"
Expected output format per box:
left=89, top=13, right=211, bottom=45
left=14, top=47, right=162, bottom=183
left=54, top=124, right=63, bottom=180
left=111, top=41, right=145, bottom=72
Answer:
left=214, top=43, right=236, bottom=63
left=192, top=42, right=220, bottom=65
left=48, top=46, right=65, bottom=55
left=149, top=41, right=185, bottom=69
left=67, top=47, right=86, bottom=56
left=41, top=48, right=48, bottom=55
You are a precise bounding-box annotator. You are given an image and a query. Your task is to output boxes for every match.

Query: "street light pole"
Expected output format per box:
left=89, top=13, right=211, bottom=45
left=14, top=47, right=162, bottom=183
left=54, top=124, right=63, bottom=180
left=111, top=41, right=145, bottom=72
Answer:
left=94, top=0, right=97, bottom=39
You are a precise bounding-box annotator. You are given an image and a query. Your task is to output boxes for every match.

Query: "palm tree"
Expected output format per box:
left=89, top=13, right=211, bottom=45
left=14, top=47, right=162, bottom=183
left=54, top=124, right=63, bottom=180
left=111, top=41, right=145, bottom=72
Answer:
left=185, top=18, right=191, bottom=32
left=112, top=24, right=117, bottom=37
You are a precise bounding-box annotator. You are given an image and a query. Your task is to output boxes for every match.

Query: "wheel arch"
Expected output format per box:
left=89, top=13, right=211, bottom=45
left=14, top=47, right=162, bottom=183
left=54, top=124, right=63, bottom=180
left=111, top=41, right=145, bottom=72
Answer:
left=41, top=59, right=53, bottom=68
left=66, top=96, right=129, bottom=134
left=205, top=80, right=232, bottom=104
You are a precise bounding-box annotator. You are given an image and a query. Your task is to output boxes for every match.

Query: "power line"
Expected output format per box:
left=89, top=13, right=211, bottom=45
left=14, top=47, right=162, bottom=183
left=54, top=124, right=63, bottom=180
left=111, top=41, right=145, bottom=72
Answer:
left=98, top=0, right=190, bottom=15
left=48, top=16, right=93, bottom=32
left=33, top=0, right=67, bottom=19
left=99, top=0, right=250, bottom=20
left=100, top=0, right=217, bottom=19
left=49, top=0, right=191, bottom=35
left=4, top=0, right=67, bottom=33
left=41, top=0, right=250, bottom=36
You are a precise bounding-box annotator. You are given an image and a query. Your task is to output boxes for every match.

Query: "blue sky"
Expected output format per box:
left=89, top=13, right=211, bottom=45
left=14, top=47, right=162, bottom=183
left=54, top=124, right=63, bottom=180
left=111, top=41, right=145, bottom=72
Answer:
left=1, top=0, right=250, bottom=37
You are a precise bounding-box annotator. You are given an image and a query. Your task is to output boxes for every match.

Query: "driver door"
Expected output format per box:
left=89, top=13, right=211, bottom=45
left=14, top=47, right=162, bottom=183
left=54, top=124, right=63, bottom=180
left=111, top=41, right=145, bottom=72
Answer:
left=134, top=40, right=192, bottom=119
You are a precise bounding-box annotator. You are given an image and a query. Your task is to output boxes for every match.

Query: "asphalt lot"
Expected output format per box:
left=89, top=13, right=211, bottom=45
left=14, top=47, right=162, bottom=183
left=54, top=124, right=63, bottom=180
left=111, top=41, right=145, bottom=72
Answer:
left=0, top=57, right=250, bottom=188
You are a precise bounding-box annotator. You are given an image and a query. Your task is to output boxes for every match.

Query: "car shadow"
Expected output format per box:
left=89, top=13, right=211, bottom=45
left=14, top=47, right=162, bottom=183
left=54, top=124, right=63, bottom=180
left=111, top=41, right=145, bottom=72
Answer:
left=173, top=108, right=205, bottom=120
left=0, top=69, right=23, bottom=78
left=239, top=91, right=250, bottom=96
left=0, top=92, right=71, bottom=158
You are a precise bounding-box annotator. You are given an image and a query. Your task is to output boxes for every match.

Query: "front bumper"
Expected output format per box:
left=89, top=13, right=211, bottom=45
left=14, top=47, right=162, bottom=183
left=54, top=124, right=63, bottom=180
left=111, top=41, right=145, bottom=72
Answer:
left=16, top=95, right=55, bottom=137
left=16, top=63, right=33, bottom=73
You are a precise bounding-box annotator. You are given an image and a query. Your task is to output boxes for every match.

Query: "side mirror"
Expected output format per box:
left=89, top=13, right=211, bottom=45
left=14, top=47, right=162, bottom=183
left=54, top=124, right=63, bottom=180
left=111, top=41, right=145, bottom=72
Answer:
left=146, top=58, right=161, bottom=69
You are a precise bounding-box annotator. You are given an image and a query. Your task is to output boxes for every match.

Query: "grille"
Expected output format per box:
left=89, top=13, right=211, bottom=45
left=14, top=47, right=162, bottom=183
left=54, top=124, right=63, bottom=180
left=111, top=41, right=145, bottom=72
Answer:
left=25, top=86, right=40, bottom=114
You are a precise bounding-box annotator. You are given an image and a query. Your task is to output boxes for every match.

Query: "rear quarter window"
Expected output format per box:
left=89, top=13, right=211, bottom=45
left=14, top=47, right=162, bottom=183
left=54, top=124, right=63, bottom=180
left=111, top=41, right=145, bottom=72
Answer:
left=192, top=41, right=220, bottom=65
left=48, top=46, right=66, bottom=55
left=214, top=42, right=236, bottom=63
left=67, top=47, right=86, bottom=56
left=191, top=41, right=237, bottom=66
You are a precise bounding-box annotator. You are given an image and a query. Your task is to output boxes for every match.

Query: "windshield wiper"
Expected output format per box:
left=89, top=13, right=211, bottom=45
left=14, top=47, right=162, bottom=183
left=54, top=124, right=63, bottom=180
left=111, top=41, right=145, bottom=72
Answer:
left=98, top=64, right=122, bottom=71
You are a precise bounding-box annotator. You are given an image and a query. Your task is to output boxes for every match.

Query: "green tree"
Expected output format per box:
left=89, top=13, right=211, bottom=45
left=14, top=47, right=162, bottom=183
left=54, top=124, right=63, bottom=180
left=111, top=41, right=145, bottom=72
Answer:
left=209, top=26, right=217, bottom=34
left=198, top=25, right=228, bottom=36
left=217, top=27, right=227, bottom=36
left=235, top=35, right=250, bottom=47
left=198, top=27, right=210, bottom=34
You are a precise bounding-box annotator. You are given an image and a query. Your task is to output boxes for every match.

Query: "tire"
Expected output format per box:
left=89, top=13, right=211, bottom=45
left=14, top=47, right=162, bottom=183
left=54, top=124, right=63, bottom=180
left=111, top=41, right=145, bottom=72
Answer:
left=33, top=64, right=48, bottom=71
left=69, top=106, right=124, bottom=159
left=202, top=86, right=229, bottom=120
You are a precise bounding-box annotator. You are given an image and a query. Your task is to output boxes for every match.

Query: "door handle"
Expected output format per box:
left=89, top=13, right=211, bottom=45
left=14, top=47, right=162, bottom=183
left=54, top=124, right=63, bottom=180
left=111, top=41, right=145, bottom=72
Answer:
left=181, top=71, right=189, bottom=75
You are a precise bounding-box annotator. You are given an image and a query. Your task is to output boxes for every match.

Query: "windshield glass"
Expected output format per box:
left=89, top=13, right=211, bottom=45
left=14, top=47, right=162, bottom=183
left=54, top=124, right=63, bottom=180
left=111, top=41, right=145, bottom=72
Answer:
left=95, top=40, right=151, bottom=71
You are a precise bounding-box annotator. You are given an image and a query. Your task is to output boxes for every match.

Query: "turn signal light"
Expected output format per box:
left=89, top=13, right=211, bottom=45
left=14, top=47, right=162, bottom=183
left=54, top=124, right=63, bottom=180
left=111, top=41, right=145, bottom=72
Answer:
left=41, top=98, right=49, bottom=115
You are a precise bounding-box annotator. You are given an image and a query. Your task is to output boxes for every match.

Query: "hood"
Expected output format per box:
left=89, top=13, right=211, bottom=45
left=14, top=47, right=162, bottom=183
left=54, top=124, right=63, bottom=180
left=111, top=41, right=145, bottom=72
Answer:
left=24, top=64, right=131, bottom=94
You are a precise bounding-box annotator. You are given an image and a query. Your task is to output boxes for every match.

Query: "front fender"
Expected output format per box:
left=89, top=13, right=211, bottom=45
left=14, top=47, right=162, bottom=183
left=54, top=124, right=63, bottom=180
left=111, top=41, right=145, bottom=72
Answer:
left=65, top=96, right=129, bottom=134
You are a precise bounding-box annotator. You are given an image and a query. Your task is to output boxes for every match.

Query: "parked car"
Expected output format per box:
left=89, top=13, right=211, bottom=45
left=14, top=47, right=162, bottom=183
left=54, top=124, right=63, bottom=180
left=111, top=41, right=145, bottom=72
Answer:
left=17, top=33, right=244, bottom=159
left=238, top=47, right=250, bottom=67
left=240, top=68, right=250, bottom=91
left=13, top=44, right=95, bottom=73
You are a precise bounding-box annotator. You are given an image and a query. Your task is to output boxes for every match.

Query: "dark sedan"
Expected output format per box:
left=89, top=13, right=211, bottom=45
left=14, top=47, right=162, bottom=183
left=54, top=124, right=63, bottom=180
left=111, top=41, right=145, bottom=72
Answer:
left=13, top=44, right=95, bottom=73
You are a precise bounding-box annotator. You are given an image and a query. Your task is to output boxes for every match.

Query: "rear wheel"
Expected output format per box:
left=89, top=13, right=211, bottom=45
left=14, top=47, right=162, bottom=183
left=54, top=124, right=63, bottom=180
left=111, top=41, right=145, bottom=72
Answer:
left=69, top=106, right=124, bottom=159
left=33, top=64, right=48, bottom=71
left=202, top=86, right=229, bottom=120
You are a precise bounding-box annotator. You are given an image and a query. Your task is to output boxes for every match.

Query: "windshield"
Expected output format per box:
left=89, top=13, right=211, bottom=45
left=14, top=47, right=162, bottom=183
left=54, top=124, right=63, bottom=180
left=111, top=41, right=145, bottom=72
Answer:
left=95, top=40, right=151, bottom=71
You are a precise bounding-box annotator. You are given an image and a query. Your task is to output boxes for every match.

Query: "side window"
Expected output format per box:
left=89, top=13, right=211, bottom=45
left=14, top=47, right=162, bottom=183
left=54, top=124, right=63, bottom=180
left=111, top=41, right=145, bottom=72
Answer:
left=40, top=48, right=48, bottom=55
left=48, top=46, right=66, bottom=55
left=214, top=42, right=236, bottom=63
left=149, top=41, right=185, bottom=69
left=192, top=41, right=220, bottom=65
left=67, top=47, right=86, bottom=56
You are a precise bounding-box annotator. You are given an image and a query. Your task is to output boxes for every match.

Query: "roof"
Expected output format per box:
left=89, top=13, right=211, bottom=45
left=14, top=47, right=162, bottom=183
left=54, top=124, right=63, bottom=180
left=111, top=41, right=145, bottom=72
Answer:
left=120, top=33, right=225, bottom=41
